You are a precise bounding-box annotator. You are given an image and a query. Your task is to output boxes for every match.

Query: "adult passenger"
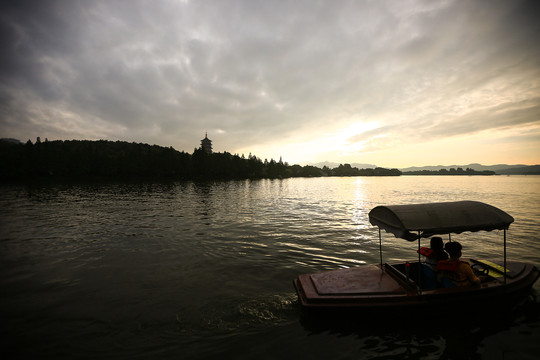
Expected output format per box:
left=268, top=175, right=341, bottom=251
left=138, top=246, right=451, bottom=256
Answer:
left=438, top=241, right=480, bottom=287
left=425, top=236, right=449, bottom=269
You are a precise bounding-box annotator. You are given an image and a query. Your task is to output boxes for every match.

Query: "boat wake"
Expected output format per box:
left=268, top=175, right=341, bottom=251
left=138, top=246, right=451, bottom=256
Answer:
left=175, top=293, right=299, bottom=337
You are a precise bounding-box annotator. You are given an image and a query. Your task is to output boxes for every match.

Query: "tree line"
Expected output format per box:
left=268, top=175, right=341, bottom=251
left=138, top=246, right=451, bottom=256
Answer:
left=402, top=168, right=495, bottom=175
left=0, top=138, right=402, bottom=181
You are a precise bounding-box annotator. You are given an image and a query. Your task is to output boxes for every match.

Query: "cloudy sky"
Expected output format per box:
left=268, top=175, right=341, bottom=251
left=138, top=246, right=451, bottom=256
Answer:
left=1, top=0, right=539, bottom=167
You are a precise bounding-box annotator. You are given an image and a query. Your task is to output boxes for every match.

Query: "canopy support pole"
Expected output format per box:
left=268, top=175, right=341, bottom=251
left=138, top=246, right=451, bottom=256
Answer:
left=504, top=228, right=507, bottom=285
left=379, top=228, right=383, bottom=268
left=418, top=231, right=422, bottom=294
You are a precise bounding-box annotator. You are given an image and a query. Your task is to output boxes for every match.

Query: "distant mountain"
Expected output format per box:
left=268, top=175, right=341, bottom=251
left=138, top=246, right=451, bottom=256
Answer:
left=309, top=161, right=377, bottom=169
left=399, top=163, right=539, bottom=175
left=0, top=138, right=22, bottom=145
left=301, top=162, right=539, bottom=175
left=495, top=165, right=540, bottom=175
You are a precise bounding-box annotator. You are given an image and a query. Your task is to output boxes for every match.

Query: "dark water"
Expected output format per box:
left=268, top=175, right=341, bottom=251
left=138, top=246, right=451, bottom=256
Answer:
left=1, top=176, right=539, bottom=359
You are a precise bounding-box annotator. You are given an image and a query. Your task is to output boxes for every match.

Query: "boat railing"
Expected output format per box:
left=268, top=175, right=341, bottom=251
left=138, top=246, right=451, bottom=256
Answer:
left=384, top=263, right=421, bottom=293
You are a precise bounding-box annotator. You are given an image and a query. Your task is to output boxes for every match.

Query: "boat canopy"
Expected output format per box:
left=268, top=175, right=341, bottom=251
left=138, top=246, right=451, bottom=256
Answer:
left=368, top=201, right=514, bottom=241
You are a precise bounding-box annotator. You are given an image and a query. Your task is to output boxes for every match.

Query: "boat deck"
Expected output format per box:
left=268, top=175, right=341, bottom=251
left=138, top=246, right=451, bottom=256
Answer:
left=301, top=265, right=405, bottom=296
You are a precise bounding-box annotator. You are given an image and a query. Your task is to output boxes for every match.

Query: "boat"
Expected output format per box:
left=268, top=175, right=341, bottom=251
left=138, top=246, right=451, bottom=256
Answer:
left=293, top=201, right=539, bottom=311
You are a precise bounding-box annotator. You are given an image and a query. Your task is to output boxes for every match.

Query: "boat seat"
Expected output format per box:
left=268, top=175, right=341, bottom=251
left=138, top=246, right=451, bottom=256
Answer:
left=440, top=277, right=457, bottom=288
left=421, top=263, right=439, bottom=289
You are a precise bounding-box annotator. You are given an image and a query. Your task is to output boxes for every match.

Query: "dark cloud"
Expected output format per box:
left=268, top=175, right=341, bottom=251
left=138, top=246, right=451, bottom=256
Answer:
left=0, top=0, right=539, bottom=164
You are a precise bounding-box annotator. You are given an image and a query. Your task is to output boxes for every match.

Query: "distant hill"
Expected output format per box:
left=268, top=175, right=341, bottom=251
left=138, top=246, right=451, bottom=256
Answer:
left=495, top=165, right=540, bottom=175
left=399, top=163, right=539, bottom=175
left=0, top=138, right=22, bottom=144
left=310, top=162, right=539, bottom=174
left=309, top=161, right=377, bottom=169
left=400, top=163, right=522, bottom=172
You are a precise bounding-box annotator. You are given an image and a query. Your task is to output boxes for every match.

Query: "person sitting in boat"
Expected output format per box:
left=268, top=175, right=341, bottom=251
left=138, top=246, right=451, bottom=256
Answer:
left=437, top=241, right=480, bottom=287
left=417, top=237, right=450, bottom=288
left=424, top=236, right=449, bottom=270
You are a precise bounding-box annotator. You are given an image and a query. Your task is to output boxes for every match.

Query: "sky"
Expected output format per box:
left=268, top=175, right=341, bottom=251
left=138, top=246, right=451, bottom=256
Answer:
left=1, top=0, right=539, bottom=168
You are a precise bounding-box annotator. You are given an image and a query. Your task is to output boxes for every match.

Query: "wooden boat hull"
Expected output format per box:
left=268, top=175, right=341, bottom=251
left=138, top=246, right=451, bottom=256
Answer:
left=293, top=259, right=539, bottom=310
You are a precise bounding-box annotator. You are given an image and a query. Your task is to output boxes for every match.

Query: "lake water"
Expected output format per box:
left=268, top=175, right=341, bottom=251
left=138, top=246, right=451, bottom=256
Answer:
left=1, top=176, right=540, bottom=359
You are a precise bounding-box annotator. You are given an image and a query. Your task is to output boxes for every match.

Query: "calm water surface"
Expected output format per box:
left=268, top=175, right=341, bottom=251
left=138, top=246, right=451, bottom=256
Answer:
left=1, top=176, right=540, bottom=359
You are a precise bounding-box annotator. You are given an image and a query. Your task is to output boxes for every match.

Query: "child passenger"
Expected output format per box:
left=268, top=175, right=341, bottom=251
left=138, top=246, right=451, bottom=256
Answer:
left=425, top=236, right=449, bottom=270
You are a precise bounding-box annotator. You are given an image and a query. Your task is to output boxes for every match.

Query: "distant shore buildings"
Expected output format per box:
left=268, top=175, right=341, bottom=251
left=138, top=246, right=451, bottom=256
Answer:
left=200, top=133, right=212, bottom=154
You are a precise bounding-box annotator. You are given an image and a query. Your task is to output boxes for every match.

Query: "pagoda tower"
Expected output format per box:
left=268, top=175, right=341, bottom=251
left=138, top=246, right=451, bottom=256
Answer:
left=200, top=132, right=213, bottom=154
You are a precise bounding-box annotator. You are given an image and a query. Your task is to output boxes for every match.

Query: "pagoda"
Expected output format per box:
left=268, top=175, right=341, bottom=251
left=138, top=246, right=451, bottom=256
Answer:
left=200, top=132, right=213, bottom=154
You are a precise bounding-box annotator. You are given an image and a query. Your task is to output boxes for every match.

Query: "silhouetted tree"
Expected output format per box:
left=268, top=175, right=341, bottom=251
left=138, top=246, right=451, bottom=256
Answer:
left=0, top=139, right=408, bottom=181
